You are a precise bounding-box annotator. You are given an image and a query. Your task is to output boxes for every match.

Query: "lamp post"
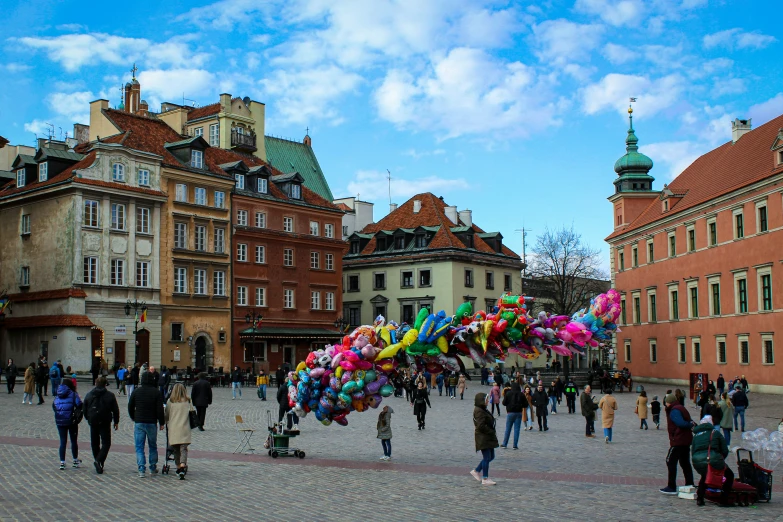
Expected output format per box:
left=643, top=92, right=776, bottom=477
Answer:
left=245, top=310, right=263, bottom=376
left=333, top=316, right=349, bottom=334
left=124, top=299, right=147, bottom=364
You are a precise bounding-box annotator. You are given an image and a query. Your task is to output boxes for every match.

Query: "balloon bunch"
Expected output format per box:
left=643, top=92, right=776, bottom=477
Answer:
left=736, top=429, right=783, bottom=470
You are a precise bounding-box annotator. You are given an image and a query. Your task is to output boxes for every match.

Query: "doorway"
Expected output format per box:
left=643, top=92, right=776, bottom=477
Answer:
left=114, top=341, right=126, bottom=366
left=137, top=329, right=150, bottom=364
left=283, top=345, right=294, bottom=371
left=195, top=337, right=207, bottom=371
left=91, top=328, right=103, bottom=358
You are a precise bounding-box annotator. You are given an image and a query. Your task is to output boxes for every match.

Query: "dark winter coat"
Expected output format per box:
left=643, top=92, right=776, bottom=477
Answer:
left=130, top=366, right=140, bottom=386
left=127, top=373, right=164, bottom=425
left=580, top=392, right=598, bottom=420
left=158, top=370, right=171, bottom=387
left=5, top=362, right=17, bottom=378
left=83, top=385, right=120, bottom=425
left=35, top=365, right=48, bottom=385
left=502, top=383, right=527, bottom=413
left=411, top=387, right=431, bottom=415
left=191, top=377, right=213, bottom=408
left=231, top=369, right=243, bottom=383
left=732, top=390, right=749, bottom=408
left=52, top=385, right=82, bottom=426
left=473, top=393, right=499, bottom=451
left=277, top=383, right=290, bottom=408
left=531, top=389, right=549, bottom=417
left=691, top=422, right=728, bottom=474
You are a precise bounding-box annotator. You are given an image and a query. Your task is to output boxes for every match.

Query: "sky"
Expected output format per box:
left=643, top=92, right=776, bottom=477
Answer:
left=1, top=0, right=781, bottom=273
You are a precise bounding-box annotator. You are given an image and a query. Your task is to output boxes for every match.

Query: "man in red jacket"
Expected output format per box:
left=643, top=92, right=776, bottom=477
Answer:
left=660, top=389, right=695, bottom=494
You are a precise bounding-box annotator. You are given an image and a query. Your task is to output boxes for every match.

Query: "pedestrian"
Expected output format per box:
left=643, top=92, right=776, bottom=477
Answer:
left=480, top=367, right=489, bottom=386
left=547, top=380, right=558, bottom=415
left=692, top=378, right=703, bottom=406
left=457, top=373, right=467, bottom=400
left=128, top=371, right=164, bottom=477
left=660, top=389, right=695, bottom=495
left=411, top=378, right=431, bottom=430
left=523, top=385, right=535, bottom=430
left=43, top=360, right=50, bottom=396
left=6, top=358, right=17, bottom=394
left=500, top=383, right=526, bottom=449
left=275, top=366, right=284, bottom=388
left=190, top=372, right=212, bottom=431
left=697, top=390, right=710, bottom=419
left=636, top=390, right=649, bottom=430
left=718, top=393, right=734, bottom=446
left=49, top=360, right=62, bottom=396
left=91, top=357, right=100, bottom=386
left=740, top=374, right=749, bottom=393
left=716, top=374, right=725, bottom=397
left=706, top=380, right=716, bottom=396
left=127, top=363, right=140, bottom=396
left=691, top=415, right=734, bottom=506
left=489, top=382, right=501, bottom=416
left=52, top=378, right=82, bottom=470
left=34, top=361, right=48, bottom=405
left=731, top=384, right=748, bottom=432
left=423, top=370, right=431, bottom=390
left=598, top=388, right=618, bottom=443
left=377, top=405, right=394, bottom=461
left=470, top=392, right=499, bottom=486
left=147, top=365, right=160, bottom=388
left=165, top=383, right=193, bottom=480
left=403, top=373, right=412, bottom=401
left=448, top=372, right=458, bottom=399
left=580, top=385, right=598, bottom=437
left=256, top=369, right=269, bottom=400
left=564, top=378, right=578, bottom=414
left=158, top=366, right=171, bottom=400
left=230, top=365, right=243, bottom=400
left=554, top=375, right=564, bottom=405
left=436, top=372, right=444, bottom=396
left=83, top=376, right=120, bottom=474
left=116, top=364, right=127, bottom=396
left=112, top=361, right=121, bottom=389
left=276, top=376, right=298, bottom=430
left=531, top=383, right=549, bottom=431
left=651, top=395, right=661, bottom=429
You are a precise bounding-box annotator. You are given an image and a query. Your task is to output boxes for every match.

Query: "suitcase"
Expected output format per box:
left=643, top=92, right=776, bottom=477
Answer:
left=736, top=449, right=773, bottom=502
left=704, top=480, right=758, bottom=506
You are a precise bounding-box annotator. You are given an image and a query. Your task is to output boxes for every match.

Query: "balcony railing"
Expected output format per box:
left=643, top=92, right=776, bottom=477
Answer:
left=231, top=130, right=257, bottom=152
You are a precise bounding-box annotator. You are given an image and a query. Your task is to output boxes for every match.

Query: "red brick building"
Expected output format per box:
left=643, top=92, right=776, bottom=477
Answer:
left=606, top=110, right=783, bottom=392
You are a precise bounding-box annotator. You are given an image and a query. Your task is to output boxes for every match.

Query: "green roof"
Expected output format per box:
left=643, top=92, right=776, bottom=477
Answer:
left=264, top=136, right=333, bottom=201
left=238, top=327, right=343, bottom=339
left=36, top=149, right=84, bottom=162
left=451, top=226, right=472, bottom=233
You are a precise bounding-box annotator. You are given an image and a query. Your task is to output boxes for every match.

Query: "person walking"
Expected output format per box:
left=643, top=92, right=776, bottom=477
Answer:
left=740, top=374, right=749, bottom=393
left=691, top=415, right=734, bottom=506
left=547, top=380, right=558, bottom=415
left=158, top=366, right=171, bottom=401
left=470, top=392, right=499, bottom=486
left=716, top=374, right=725, bottom=396
left=127, top=363, right=140, bottom=397
left=90, top=357, right=100, bottom=386
left=83, top=376, right=120, bottom=474
left=230, top=366, right=243, bottom=400
left=49, top=360, right=62, bottom=397
left=489, top=382, right=501, bottom=416
left=23, top=362, right=35, bottom=404
left=651, top=395, right=661, bottom=429
left=256, top=370, right=269, bottom=401
left=636, top=390, right=649, bottom=430
left=660, top=389, right=695, bottom=495
left=457, top=373, right=467, bottom=400
left=190, top=372, right=212, bottom=431
left=116, top=365, right=127, bottom=396
left=692, top=378, right=703, bottom=407
left=436, top=372, right=444, bottom=396
left=53, top=378, right=82, bottom=470
left=377, top=405, right=394, bottom=461
left=165, top=383, right=193, bottom=480
left=580, top=385, right=598, bottom=437
left=598, top=388, right=618, bottom=443
left=35, top=361, right=48, bottom=405
left=731, top=384, right=748, bottom=432
left=275, top=366, right=284, bottom=388
left=531, top=383, right=549, bottom=431
left=718, top=393, right=734, bottom=446
left=480, top=367, right=489, bottom=386
left=448, top=372, right=458, bottom=399
left=554, top=375, right=564, bottom=406
left=42, top=360, right=50, bottom=396
left=564, top=378, right=578, bottom=414
left=6, top=358, right=17, bottom=394
left=411, top=379, right=431, bottom=430
left=523, top=385, right=535, bottom=430
left=127, top=372, right=165, bottom=477
left=500, top=383, right=526, bottom=449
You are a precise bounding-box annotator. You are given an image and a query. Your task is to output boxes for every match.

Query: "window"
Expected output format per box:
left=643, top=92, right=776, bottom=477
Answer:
left=214, top=191, right=225, bottom=209
left=717, top=338, right=727, bottom=364
left=650, top=341, right=657, bottom=363
left=136, top=207, right=150, bottom=234
left=648, top=292, right=657, bottom=322
left=311, top=291, right=321, bottom=310
left=419, top=269, right=431, bottom=287
left=284, top=248, right=294, bottom=266
left=689, top=284, right=699, bottom=318
left=138, top=169, right=150, bottom=186
left=209, top=123, right=219, bottom=146
left=255, top=245, right=266, bottom=264
left=171, top=323, right=184, bottom=342
left=136, top=261, right=149, bottom=287
left=734, top=211, right=744, bottom=239
left=504, top=274, right=512, bottom=292
left=194, top=187, right=206, bottom=206
left=325, top=253, right=334, bottom=270
left=174, top=267, right=187, bottom=293
left=213, top=270, right=225, bottom=296
left=739, top=337, right=750, bottom=364
left=237, top=286, right=247, bottom=306
left=310, top=221, right=319, bottom=235
left=633, top=295, right=641, bottom=324
left=110, top=259, right=124, bottom=286
left=678, top=340, right=686, bottom=363
left=311, top=251, right=320, bottom=269
left=325, top=224, right=334, bottom=238
left=194, top=269, right=206, bottom=295
left=374, top=272, right=386, bottom=290
left=624, top=342, right=631, bottom=362
left=237, top=243, right=247, bottom=262
left=758, top=204, right=768, bottom=233
left=647, top=241, right=654, bottom=263
left=175, top=184, right=187, bottom=202
left=235, top=174, right=245, bottom=190
left=193, top=127, right=203, bottom=138
left=708, top=219, right=717, bottom=246
left=111, top=163, right=123, bottom=182
left=669, top=233, right=676, bottom=257
left=257, top=178, right=268, bottom=194
left=618, top=252, right=624, bottom=270
left=342, top=225, right=348, bottom=237
left=284, top=288, right=295, bottom=308
left=195, top=225, right=206, bottom=251
left=415, top=235, right=427, bottom=248
left=237, top=209, right=248, bottom=226
left=255, top=212, right=266, bottom=228
left=632, top=245, right=638, bottom=267
left=486, top=271, right=494, bottom=290
left=763, top=336, right=774, bottom=365
left=190, top=150, right=203, bottom=169
left=111, top=203, right=125, bottom=231
left=214, top=228, right=225, bottom=254
left=711, top=282, right=721, bottom=316
left=620, top=298, right=626, bottom=325
left=174, top=223, right=188, bottom=249
left=255, top=287, right=266, bottom=307
left=283, top=217, right=293, bottom=232
left=736, top=277, right=748, bottom=313
left=670, top=289, right=679, bottom=320
left=693, top=340, right=701, bottom=363
left=465, top=269, right=473, bottom=287
left=290, top=184, right=301, bottom=199
left=350, top=241, right=360, bottom=254
left=402, top=304, right=414, bottom=324
left=325, top=292, right=335, bottom=311
left=760, top=271, right=772, bottom=311
left=83, top=257, right=98, bottom=284
left=687, top=226, right=696, bottom=252
left=84, top=200, right=99, bottom=227
left=348, top=274, right=359, bottom=291
left=21, top=214, right=30, bottom=235
left=401, top=270, right=413, bottom=288
left=16, top=169, right=25, bottom=188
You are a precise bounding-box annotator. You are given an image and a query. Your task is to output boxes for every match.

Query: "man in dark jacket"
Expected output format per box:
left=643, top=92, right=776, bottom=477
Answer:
left=731, top=385, right=749, bottom=432
left=580, top=385, right=599, bottom=437
left=35, top=361, right=48, bottom=404
left=275, top=366, right=284, bottom=388
left=91, top=357, right=101, bottom=385
left=158, top=366, right=171, bottom=400
left=480, top=367, right=489, bottom=386
left=660, top=389, right=695, bottom=494
left=276, top=376, right=299, bottom=429
left=564, top=378, right=579, bottom=413
left=191, top=373, right=212, bottom=431
left=554, top=375, right=564, bottom=404
left=500, top=383, right=527, bottom=449
left=127, top=372, right=164, bottom=477
left=692, top=416, right=733, bottom=505
left=83, top=376, right=120, bottom=474
left=531, top=383, right=549, bottom=431
left=716, top=374, right=725, bottom=396
left=128, top=363, right=140, bottom=396
left=230, top=366, right=243, bottom=400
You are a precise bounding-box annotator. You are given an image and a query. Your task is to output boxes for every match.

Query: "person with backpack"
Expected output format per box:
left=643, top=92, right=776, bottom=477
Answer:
left=50, top=360, right=63, bottom=396
left=128, top=372, right=165, bottom=477
left=158, top=366, right=171, bottom=400
left=116, top=364, right=127, bottom=396
left=53, top=378, right=83, bottom=470
left=83, top=376, right=120, bottom=474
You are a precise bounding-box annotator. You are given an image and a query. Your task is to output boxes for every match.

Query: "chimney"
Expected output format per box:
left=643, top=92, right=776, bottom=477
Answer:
left=458, top=209, right=472, bottom=227
left=389, top=203, right=397, bottom=213
left=73, top=123, right=89, bottom=145
left=413, top=200, right=421, bottom=213
left=220, top=93, right=231, bottom=112
left=732, top=118, right=752, bottom=143
left=138, top=100, right=149, bottom=117
left=444, top=205, right=458, bottom=224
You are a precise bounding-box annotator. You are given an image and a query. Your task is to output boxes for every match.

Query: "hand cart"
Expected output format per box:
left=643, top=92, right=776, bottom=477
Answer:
left=737, top=448, right=772, bottom=502
left=265, top=410, right=305, bottom=459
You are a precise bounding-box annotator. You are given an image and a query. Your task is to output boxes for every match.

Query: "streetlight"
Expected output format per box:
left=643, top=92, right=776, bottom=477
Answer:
left=124, top=299, right=147, bottom=364
left=245, top=310, right=263, bottom=376
left=333, top=316, right=349, bottom=333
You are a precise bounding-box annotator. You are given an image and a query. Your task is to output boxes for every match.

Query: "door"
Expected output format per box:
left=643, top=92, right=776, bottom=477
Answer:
left=39, top=341, right=49, bottom=361
left=283, top=345, right=294, bottom=370
left=195, top=337, right=207, bottom=371
left=91, top=328, right=103, bottom=358
left=114, top=341, right=126, bottom=366
left=136, top=329, right=150, bottom=365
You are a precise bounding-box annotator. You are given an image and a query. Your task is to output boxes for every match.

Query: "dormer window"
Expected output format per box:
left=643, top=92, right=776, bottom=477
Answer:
left=112, top=163, right=124, bottom=182
left=395, top=236, right=405, bottom=249
left=290, top=184, right=301, bottom=199
left=38, top=162, right=48, bottom=182
left=16, top=169, right=25, bottom=188
left=779, top=150, right=783, bottom=165
left=664, top=200, right=669, bottom=211
left=415, top=235, right=427, bottom=248
left=190, top=150, right=203, bottom=169
left=235, top=174, right=245, bottom=190
left=257, top=178, right=267, bottom=194
left=350, top=241, right=360, bottom=254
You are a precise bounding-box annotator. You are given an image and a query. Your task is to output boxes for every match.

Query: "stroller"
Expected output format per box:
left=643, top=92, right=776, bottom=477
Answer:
left=264, top=410, right=305, bottom=459
left=161, top=425, right=175, bottom=474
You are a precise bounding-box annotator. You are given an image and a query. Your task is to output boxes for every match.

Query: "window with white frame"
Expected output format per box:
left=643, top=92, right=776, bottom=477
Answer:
left=716, top=336, right=727, bottom=364
left=283, top=216, right=293, bottom=232
left=290, top=184, right=301, bottom=199
left=648, top=290, right=657, bottom=322
left=762, top=334, right=774, bottom=365
left=174, top=223, right=188, bottom=249
left=84, top=200, right=99, bottom=227
left=237, top=209, right=248, bottom=226
left=757, top=200, right=768, bottom=233
left=21, top=214, right=30, bottom=235
left=678, top=339, right=687, bottom=363
left=214, top=191, right=225, bottom=209
left=668, top=231, right=676, bottom=257
left=733, top=208, right=744, bottom=239
left=758, top=267, right=773, bottom=312
left=193, top=127, right=203, bottom=138
left=195, top=187, right=206, bottom=206
left=237, top=243, right=247, bottom=262
left=255, top=287, right=266, bottom=307
left=631, top=292, right=641, bottom=324
left=175, top=184, right=187, bottom=202
left=284, top=288, right=295, bottom=308
left=325, top=292, right=335, bottom=310
left=649, top=340, right=657, bottom=363
left=209, top=123, right=219, bottom=146
left=110, top=259, right=124, bottom=286
left=111, top=203, right=125, bottom=230
left=708, top=276, right=721, bottom=316
left=692, top=338, right=701, bottom=363
left=257, top=178, right=268, bottom=194
left=687, top=224, right=696, bottom=252
left=20, top=266, right=29, bottom=286
left=16, top=169, right=25, bottom=188
left=647, top=239, right=654, bottom=263
left=237, top=286, right=247, bottom=306
left=669, top=286, right=679, bottom=320
left=255, top=245, right=265, bottom=263
left=214, top=228, right=225, bottom=253
left=213, top=270, right=225, bottom=296
left=311, top=291, right=320, bottom=310
left=310, top=251, right=320, bottom=269
left=174, top=267, right=187, bottom=293
left=284, top=248, right=294, bottom=266
left=325, top=253, right=334, bottom=270
left=310, top=221, right=319, bottom=235
left=136, top=207, right=150, bottom=234
left=235, top=174, right=245, bottom=190
left=194, top=269, right=206, bottom=295
left=739, top=335, right=750, bottom=365
left=624, top=341, right=631, bottom=362
left=190, top=150, right=203, bottom=169
left=195, top=225, right=207, bottom=251
left=734, top=272, right=748, bottom=313
left=112, top=163, right=124, bottom=182
left=138, top=168, right=150, bottom=186
left=707, top=217, right=717, bottom=246
left=620, top=298, right=626, bottom=325
left=325, top=223, right=334, bottom=238
left=687, top=280, right=698, bottom=318
left=342, top=225, right=348, bottom=237
left=83, top=257, right=98, bottom=284
left=38, top=162, right=48, bottom=182
left=255, top=212, right=266, bottom=228
left=631, top=245, right=638, bottom=267
left=136, top=261, right=149, bottom=287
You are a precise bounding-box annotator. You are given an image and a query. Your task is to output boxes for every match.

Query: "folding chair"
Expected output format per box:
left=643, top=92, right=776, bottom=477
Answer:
left=234, top=415, right=256, bottom=454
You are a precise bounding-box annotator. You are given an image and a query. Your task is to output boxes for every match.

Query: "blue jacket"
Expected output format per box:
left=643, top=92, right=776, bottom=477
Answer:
left=117, top=368, right=127, bottom=381
left=49, top=365, right=61, bottom=379
left=52, top=385, right=82, bottom=426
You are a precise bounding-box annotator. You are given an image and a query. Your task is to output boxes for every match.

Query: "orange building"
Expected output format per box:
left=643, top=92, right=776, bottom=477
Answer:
left=606, top=109, right=783, bottom=393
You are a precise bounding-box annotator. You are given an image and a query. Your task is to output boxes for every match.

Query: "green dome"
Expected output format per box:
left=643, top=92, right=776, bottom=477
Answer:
left=614, top=114, right=653, bottom=175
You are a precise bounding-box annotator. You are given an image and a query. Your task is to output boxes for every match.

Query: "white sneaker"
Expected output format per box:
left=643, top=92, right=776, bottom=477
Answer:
left=380, top=456, right=387, bottom=461
left=469, top=470, right=481, bottom=482
left=294, top=424, right=299, bottom=430
left=232, top=397, right=235, bottom=400
left=605, top=436, right=609, bottom=444
left=481, top=478, right=497, bottom=486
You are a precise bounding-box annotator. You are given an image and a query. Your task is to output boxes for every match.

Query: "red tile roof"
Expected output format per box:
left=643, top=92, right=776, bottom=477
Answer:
left=7, top=288, right=88, bottom=302
left=3, top=314, right=94, bottom=329
left=186, top=102, right=221, bottom=121
left=607, top=114, right=783, bottom=241
left=0, top=153, right=97, bottom=197
left=336, top=202, right=352, bottom=212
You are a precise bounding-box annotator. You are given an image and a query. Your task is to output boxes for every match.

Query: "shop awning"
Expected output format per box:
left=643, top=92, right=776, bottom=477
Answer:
left=238, top=327, right=344, bottom=340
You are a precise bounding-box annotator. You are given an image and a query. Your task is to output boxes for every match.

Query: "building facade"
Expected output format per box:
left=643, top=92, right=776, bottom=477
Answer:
left=606, top=111, right=783, bottom=392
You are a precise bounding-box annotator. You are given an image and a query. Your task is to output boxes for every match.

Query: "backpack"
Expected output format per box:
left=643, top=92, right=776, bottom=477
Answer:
left=50, top=366, right=60, bottom=379
left=86, top=393, right=107, bottom=424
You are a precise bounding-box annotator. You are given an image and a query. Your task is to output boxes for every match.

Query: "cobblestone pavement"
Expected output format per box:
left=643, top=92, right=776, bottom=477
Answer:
left=0, top=382, right=781, bottom=521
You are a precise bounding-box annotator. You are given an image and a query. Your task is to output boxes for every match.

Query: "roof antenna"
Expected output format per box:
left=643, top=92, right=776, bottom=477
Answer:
left=386, top=169, right=392, bottom=207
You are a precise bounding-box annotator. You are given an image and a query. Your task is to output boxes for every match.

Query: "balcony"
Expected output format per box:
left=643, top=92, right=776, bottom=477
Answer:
left=231, top=130, right=257, bottom=152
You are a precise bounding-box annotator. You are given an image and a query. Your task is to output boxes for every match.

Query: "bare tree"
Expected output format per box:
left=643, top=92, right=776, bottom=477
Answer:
left=527, top=225, right=608, bottom=316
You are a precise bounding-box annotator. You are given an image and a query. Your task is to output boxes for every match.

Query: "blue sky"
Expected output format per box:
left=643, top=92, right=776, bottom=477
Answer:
left=2, top=0, right=781, bottom=271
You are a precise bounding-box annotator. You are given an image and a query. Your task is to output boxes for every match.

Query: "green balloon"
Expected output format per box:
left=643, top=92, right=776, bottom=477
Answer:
left=364, top=369, right=377, bottom=383
left=380, top=384, right=394, bottom=397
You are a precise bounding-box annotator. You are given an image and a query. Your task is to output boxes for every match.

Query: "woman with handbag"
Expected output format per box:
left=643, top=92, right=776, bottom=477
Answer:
left=165, top=383, right=194, bottom=479
left=53, top=378, right=82, bottom=470
left=691, top=415, right=734, bottom=506
left=636, top=390, right=649, bottom=430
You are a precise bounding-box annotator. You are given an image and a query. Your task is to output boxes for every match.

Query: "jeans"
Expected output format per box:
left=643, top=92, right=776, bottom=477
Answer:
left=666, top=445, right=695, bottom=489
left=127, top=384, right=135, bottom=396
left=538, top=414, right=548, bottom=430
left=159, top=386, right=168, bottom=400
left=585, top=417, right=594, bottom=436
left=524, top=407, right=533, bottom=429
left=437, top=384, right=443, bottom=395
left=23, top=392, right=32, bottom=404
left=653, top=414, right=661, bottom=426
left=718, top=386, right=725, bottom=397
left=381, top=439, right=391, bottom=457
left=604, top=427, right=612, bottom=441
left=258, top=384, right=267, bottom=400
left=134, top=423, right=158, bottom=472
left=57, top=424, right=79, bottom=462
left=90, top=422, right=112, bottom=464
left=723, top=428, right=732, bottom=447
left=502, top=412, right=522, bottom=448
left=733, top=406, right=746, bottom=431
left=549, top=396, right=557, bottom=413
left=51, top=378, right=61, bottom=394
left=36, top=383, right=45, bottom=403
left=641, top=419, right=648, bottom=429
left=232, top=382, right=242, bottom=398
left=475, top=448, right=495, bottom=479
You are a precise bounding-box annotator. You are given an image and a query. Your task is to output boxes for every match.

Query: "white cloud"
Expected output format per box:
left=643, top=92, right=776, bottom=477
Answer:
left=748, top=93, right=783, bottom=126
left=138, top=69, right=216, bottom=102
left=700, top=57, right=734, bottom=75
left=176, top=0, right=279, bottom=30
left=1, top=62, right=32, bottom=73
left=703, top=28, right=777, bottom=50
left=711, top=77, right=745, bottom=97
left=575, top=0, right=645, bottom=26
left=532, top=19, right=603, bottom=65
left=602, top=43, right=638, bottom=64
left=640, top=141, right=703, bottom=180
left=581, top=73, right=683, bottom=118
left=346, top=169, right=468, bottom=203
left=402, top=148, right=446, bottom=159
left=46, top=91, right=94, bottom=124
left=23, top=119, right=52, bottom=135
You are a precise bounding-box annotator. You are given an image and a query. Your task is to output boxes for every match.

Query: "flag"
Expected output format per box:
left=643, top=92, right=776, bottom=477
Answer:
left=140, top=309, right=147, bottom=323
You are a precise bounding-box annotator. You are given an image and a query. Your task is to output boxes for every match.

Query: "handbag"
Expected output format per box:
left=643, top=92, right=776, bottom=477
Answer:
left=705, top=431, right=725, bottom=488
left=71, top=403, right=84, bottom=425
left=188, top=405, right=199, bottom=430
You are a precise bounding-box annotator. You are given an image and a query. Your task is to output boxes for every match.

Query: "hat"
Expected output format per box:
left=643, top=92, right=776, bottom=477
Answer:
left=663, top=393, right=676, bottom=406
left=700, top=415, right=713, bottom=425
left=652, top=395, right=658, bottom=401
